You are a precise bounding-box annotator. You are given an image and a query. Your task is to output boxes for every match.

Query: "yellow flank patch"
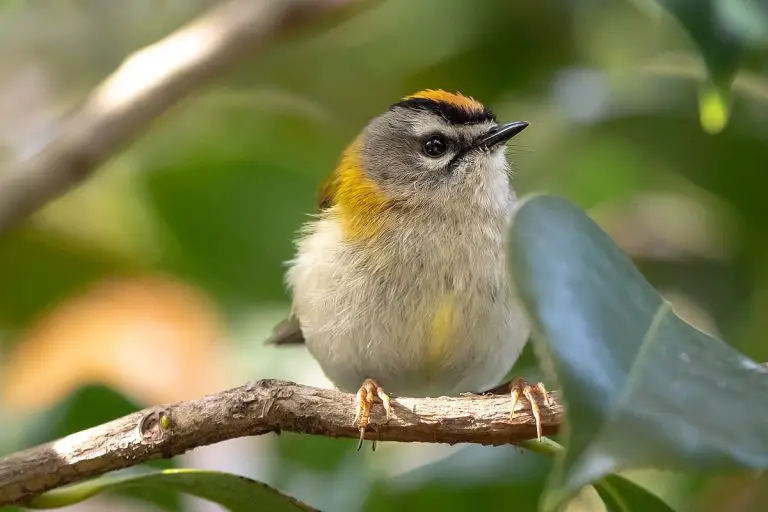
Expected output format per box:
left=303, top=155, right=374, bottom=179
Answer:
left=321, top=137, right=391, bottom=241
left=426, top=295, right=461, bottom=380
left=407, top=89, right=485, bottom=113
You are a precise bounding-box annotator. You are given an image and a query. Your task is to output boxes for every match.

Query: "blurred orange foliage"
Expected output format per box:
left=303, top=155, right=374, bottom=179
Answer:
left=2, top=275, right=228, bottom=412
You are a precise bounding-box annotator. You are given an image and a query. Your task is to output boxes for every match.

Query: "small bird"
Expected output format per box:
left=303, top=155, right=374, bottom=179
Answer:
left=267, top=89, right=551, bottom=447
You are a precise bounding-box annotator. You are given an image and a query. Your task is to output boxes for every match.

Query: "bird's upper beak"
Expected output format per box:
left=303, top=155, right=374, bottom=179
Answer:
left=476, top=121, right=529, bottom=149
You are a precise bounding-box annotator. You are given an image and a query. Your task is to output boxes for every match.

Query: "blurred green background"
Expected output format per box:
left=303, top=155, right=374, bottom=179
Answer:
left=0, top=0, right=767, bottom=510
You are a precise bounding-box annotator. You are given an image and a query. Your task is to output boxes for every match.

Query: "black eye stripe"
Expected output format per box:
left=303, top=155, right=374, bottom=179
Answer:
left=391, top=98, right=496, bottom=125
left=444, top=138, right=487, bottom=173
left=446, top=148, right=469, bottom=172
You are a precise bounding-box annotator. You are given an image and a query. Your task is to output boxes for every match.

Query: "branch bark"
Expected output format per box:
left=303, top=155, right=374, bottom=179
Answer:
left=0, top=378, right=562, bottom=506
left=0, top=0, right=369, bottom=233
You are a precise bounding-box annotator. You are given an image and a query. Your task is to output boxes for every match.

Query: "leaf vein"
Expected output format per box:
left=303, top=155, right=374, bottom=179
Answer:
left=620, top=299, right=673, bottom=405
left=564, top=300, right=673, bottom=487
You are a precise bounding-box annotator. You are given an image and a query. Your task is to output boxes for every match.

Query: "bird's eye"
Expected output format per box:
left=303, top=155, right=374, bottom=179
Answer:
left=422, top=136, right=448, bottom=157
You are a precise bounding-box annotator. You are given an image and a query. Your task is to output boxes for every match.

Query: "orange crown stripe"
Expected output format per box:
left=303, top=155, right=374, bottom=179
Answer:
left=405, top=89, right=485, bottom=113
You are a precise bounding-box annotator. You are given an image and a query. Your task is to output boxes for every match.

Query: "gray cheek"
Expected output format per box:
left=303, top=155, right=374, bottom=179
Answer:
left=363, top=140, right=411, bottom=186
left=383, top=153, right=424, bottom=188
left=363, top=121, right=423, bottom=184
left=410, top=159, right=452, bottom=189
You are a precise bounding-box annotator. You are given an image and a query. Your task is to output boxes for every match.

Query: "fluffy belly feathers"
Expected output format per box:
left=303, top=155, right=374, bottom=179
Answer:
left=287, top=216, right=530, bottom=397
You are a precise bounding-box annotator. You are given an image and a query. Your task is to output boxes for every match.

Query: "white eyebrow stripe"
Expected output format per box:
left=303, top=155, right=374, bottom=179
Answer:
left=408, top=114, right=496, bottom=142
left=409, top=115, right=460, bottom=139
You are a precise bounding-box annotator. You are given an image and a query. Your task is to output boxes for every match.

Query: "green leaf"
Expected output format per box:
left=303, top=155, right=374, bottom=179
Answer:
left=654, top=0, right=742, bottom=83
left=364, top=445, right=553, bottom=512
left=521, top=439, right=678, bottom=511
left=594, top=474, right=677, bottom=512
left=26, top=468, right=317, bottom=512
left=276, top=432, right=356, bottom=473
left=714, top=0, right=768, bottom=46
left=19, top=384, right=142, bottom=449
left=697, top=83, right=730, bottom=135
left=138, top=100, right=343, bottom=312
left=507, top=194, right=768, bottom=510
left=650, top=0, right=744, bottom=132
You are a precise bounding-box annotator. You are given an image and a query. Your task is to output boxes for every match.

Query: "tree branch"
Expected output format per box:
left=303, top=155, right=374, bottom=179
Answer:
left=0, top=0, right=369, bottom=233
left=0, top=378, right=563, bottom=506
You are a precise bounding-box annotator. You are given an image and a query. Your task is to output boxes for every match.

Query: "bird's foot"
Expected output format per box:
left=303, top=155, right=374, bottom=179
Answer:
left=353, top=378, right=392, bottom=451
left=509, top=377, right=553, bottom=442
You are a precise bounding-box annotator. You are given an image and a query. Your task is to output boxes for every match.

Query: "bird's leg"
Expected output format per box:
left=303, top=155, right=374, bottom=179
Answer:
left=508, top=377, right=552, bottom=442
left=353, top=378, right=392, bottom=451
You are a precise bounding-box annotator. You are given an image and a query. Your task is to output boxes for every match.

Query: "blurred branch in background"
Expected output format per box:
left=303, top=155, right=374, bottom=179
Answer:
left=0, top=379, right=562, bottom=507
left=0, top=0, right=369, bottom=233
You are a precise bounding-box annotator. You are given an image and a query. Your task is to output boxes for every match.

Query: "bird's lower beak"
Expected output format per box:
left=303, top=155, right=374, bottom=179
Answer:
left=476, top=121, right=529, bottom=149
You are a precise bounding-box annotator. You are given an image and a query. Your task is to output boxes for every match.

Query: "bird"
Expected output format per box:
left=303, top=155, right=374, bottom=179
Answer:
left=266, top=89, right=551, bottom=448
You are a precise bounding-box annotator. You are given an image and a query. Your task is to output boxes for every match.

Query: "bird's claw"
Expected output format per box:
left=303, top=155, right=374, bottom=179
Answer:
left=509, top=377, right=553, bottom=442
left=353, top=378, right=391, bottom=451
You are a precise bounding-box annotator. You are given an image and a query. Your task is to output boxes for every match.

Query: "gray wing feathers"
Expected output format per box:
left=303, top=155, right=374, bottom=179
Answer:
left=265, top=316, right=305, bottom=345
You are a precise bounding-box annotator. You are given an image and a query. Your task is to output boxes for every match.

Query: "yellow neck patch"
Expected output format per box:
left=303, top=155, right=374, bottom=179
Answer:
left=406, top=89, right=486, bottom=113
left=320, top=137, right=390, bottom=241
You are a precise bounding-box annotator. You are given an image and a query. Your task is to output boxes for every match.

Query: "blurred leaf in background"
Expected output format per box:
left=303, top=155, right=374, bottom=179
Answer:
left=26, top=469, right=316, bottom=512
left=0, top=0, right=766, bottom=511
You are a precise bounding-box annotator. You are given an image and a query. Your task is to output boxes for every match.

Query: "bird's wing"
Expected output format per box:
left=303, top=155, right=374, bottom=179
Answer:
left=265, top=315, right=306, bottom=345
left=268, top=168, right=338, bottom=347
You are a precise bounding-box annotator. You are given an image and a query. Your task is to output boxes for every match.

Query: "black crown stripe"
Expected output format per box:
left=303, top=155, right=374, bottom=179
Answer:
left=390, top=97, right=496, bottom=125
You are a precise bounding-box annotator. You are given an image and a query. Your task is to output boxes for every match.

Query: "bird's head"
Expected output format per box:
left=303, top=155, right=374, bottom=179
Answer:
left=322, top=90, right=528, bottom=238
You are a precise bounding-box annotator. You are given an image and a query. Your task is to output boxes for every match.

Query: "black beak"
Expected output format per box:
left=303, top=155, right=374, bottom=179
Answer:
left=476, top=121, right=529, bottom=149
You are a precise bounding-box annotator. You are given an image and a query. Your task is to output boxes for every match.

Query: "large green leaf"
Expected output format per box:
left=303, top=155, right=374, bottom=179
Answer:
left=644, top=0, right=756, bottom=133
left=507, top=194, right=768, bottom=510
left=25, top=468, right=317, bottom=512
